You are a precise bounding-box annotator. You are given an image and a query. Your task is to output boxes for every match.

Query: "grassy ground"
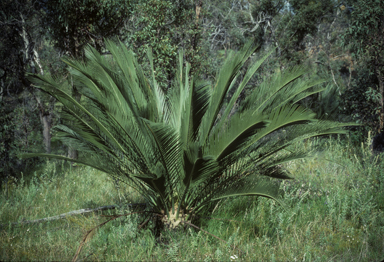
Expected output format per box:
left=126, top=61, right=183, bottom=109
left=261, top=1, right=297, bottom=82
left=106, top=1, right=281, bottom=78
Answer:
left=1, top=137, right=384, bottom=261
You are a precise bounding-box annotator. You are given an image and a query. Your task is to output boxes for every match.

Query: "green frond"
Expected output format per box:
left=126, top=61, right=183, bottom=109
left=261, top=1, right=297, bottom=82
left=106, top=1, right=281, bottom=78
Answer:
left=211, top=176, right=283, bottom=205
left=21, top=153, right=110, bottom=175
left=143, top=119, right=183, bottom=202
left=212, top=49, right=274, bottom=136
left=189, top=79, right=211, bottom=141
left=23, top=40, right=356, bottom=228
left=29, top=74, right=127, bottom=156
left=201, top=42, right=258, bottom=145
left=146, top=47, right=170, bottom=122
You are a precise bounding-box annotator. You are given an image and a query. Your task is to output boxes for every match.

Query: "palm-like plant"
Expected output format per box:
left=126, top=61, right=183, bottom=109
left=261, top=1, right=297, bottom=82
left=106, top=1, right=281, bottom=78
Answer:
left=24, top=40, right=351, bottom=230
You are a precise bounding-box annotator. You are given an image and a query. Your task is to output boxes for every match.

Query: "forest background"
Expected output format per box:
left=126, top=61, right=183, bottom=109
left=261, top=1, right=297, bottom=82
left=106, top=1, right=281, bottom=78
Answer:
left=1, top=0, right=383, bottom=180
left=1, top=0, right=384, bottom=179
left=1, top=0, right=384, bottom=261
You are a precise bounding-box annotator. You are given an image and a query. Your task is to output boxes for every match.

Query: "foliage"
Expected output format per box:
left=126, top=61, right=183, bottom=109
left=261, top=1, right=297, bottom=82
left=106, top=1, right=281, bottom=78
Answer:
left=38, top=0, right=134, bottom=58
left=23, top=40, right=353, bottom=234
left=36, top=0, right=136, bottom=161
left=341, top=0, right=384, bottom=132
left=252, top=0, right=335, bottom=65
left=343, top=0, right=384, bottom=59
left=0, top=0, right=358, bottom=183
left=1, top=1, right=383, bottom=260
left=0, top=0, right=46, bottom=180
left=127, top=0, right=208, bottom=91
left=282, top=0, right=334, bottom=49
left=0, top=97, right=18, bottom=178
left=340, top=64, right=381, bottom=143
left=0, top=92, right=49, bottom=180
left=2, top=139, right=384, bottom=261
left=0, top=0, right=32, bottom=94
left=202, top=0, right=250, bottom=51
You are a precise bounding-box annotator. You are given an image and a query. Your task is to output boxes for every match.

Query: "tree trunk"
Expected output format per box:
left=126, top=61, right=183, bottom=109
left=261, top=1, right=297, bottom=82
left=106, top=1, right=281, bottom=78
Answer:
left=68, top=83, right=81, bottom=163
left=41, top=108, right=52, bottom=154
left=66, top=29, right=83, bottom=164
left=32, top=95, right=52, bottom=153
left=377, top=68, right=384, bottom=132
left=20, top=14, right=52, bottom=154
left=68, top=146, right=78, bottom=162
left=192, top=1, right=203, bottom=52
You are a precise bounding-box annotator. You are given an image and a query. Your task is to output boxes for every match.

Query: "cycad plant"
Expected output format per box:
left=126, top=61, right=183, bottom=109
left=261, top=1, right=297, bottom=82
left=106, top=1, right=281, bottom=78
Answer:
left=24, top=40, right=351, bottom=230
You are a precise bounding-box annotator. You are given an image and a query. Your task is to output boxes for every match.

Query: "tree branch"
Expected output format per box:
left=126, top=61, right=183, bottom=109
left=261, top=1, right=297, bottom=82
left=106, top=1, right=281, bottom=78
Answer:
left=0, top=203, right=147, bottom=229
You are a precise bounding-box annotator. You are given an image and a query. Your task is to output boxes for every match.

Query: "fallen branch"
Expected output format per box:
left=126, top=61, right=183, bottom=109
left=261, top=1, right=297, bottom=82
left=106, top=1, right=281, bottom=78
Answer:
left=0, top=203, right=146, bottom=229
left=72, top=210, right=151, bottom=262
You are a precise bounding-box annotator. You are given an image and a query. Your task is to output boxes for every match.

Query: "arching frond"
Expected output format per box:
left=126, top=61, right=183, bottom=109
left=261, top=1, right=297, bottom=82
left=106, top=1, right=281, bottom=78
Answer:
left=22, top=41, right=357, bottom=228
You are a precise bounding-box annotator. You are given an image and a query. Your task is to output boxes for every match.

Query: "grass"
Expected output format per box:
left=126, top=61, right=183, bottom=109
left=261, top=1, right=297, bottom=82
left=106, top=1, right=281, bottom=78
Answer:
left=1, top=137, right=384, bottom=261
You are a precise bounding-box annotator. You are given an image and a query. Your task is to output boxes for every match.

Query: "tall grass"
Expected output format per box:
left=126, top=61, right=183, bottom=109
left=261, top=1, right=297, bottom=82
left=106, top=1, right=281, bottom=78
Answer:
left=1, top=137, right=384, bottom=261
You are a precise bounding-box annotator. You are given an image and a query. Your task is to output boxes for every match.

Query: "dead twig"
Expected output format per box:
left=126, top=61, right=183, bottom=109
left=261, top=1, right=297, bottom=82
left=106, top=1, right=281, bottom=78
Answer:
left=0, top=203, right=147, bottom=229
left=72, top=211, right=150, bottom=262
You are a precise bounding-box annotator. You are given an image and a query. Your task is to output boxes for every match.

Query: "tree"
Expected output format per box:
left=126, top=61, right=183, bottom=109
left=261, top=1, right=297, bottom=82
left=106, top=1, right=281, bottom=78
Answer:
left=0, top=0, right=50, bottom=180
left=203, top=0, right=335, bottom=63
left=38, top=0, right=134, bottom=58
left=342, top=0, right=384, bottom=133
left=37, top=0, right=134, bottom=161
left=127, top=0, right=208, bottom=91
left=252, top=0, right=334, bottom=65
left=201, top=0, right=249, bottom=52
left=23, top=40, right=353, bottom=257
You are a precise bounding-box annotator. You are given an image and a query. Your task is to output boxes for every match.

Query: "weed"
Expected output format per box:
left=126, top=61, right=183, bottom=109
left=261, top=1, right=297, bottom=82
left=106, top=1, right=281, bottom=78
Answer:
left=1, top=138, right=384, bottom=261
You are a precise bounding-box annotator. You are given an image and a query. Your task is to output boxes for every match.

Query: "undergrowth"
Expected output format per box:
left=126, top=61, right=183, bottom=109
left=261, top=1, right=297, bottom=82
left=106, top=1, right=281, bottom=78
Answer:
left=1, top=137, right=384, bottom=261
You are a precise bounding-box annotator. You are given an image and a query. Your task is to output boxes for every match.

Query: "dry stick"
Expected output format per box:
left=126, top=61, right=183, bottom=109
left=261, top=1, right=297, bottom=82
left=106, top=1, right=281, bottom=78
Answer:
left=76, top=252, right=95, bottom=262
left=71, top=212, right=241, bottom=261
left=0, top=205, right=115, bottom=228
left=0, top=203, right=146, bottom=229
left=72, top=211, right=149, bottom=262
left=98, top=213, right=152, bottom=230
left=138, top=217, right=152, bottom=230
